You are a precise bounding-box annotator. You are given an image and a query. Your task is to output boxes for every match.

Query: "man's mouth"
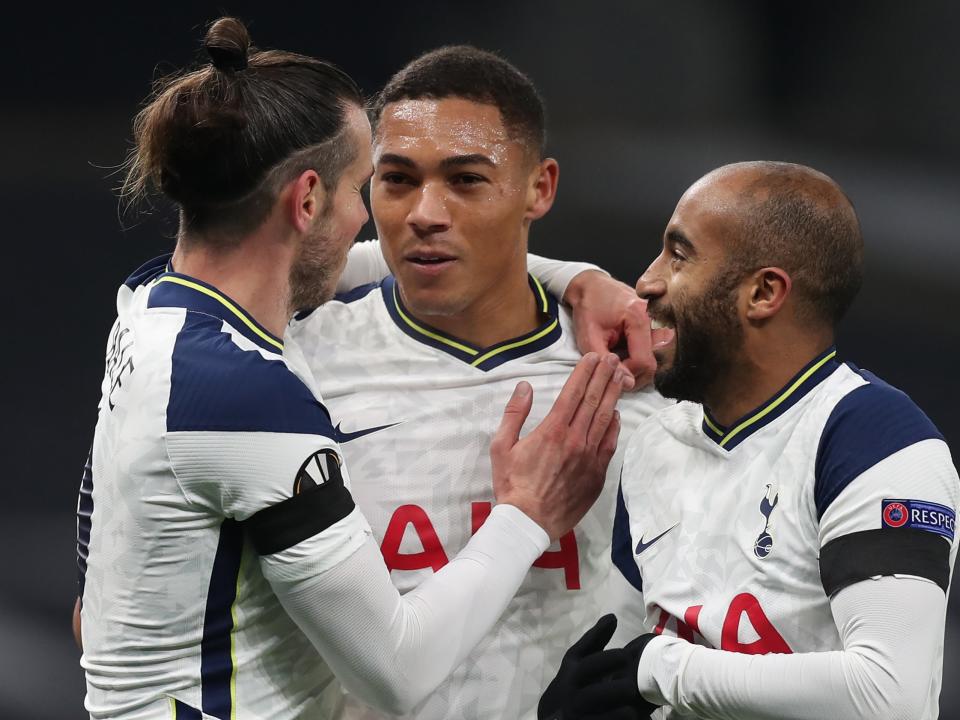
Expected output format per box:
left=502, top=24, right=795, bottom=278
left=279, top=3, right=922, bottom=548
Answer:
left=649, top=316, right=676, bottom=350
left=405, top=250, right=457, bottom=265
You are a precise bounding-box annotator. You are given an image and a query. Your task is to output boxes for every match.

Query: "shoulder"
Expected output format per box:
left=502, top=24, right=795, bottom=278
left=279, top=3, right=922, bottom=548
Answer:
left=290, top=281, right=386, bottom=342
left=167, top=312, right=335, bottom=438
left=814, top=364, right=946, bottom=517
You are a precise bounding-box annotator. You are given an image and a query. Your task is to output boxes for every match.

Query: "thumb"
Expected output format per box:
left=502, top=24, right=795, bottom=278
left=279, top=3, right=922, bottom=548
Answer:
left=492, top=381, right=533, bottom=452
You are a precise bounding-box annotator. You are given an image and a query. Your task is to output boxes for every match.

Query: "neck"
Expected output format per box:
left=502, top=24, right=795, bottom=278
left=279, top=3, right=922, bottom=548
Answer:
left=409, top=269, right=543, bottom=349
left=704, top=331, right=835, bottom=427
left=171, top=230, right=295, bottom=340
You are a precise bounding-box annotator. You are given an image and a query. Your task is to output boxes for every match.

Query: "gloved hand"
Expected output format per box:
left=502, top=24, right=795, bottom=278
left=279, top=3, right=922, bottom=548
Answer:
left=538, top=614, right=659, bottom=720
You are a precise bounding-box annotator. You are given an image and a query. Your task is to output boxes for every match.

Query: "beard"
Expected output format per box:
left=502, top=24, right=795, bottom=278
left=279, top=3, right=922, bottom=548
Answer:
left=652, top=268, right=743, bottom=404
left=288, top=214, right=350, bottom=315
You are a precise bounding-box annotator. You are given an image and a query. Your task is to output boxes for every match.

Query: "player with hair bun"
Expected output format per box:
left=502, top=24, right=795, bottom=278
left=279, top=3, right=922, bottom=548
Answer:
left=76, top=17, right=633, bottom=720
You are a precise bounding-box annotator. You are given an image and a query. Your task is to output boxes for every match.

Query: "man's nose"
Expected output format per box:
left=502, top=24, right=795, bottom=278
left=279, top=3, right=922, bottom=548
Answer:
left=407, top=183, right=451, bottom=233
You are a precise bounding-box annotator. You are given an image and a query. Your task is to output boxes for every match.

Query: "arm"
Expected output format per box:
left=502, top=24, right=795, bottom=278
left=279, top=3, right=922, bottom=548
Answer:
left=264, top=354, right=624, bottom=714
left=639, top=575, right=946, bottom=720
left=171, top=353, right=624, bottom=715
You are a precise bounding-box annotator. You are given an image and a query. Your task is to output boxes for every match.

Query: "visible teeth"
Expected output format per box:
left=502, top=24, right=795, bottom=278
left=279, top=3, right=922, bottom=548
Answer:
left=650, top=318, right=666, bottom=330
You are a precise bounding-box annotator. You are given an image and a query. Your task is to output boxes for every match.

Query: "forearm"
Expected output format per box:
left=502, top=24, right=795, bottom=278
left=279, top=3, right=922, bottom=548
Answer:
left=262, top=504, right=548, bottom=715
left=640, top=577, right=945, bottom=720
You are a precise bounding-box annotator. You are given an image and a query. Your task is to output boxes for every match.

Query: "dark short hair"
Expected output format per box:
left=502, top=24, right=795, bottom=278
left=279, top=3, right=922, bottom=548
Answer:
left=723, top=161, right=864, bottom=328
left=123, top=16, right=364, bottom=241
left=371, top=45, right=546, bottom=157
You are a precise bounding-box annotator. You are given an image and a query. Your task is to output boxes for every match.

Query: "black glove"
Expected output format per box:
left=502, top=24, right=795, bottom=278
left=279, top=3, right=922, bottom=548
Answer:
left=538, top=614, right=659, bottom=720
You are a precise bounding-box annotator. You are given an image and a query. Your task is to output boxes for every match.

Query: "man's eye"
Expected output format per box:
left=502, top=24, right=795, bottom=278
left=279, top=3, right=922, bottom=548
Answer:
left=452, top=173, right=485, bottom=186
left=670, top=250, right=686, bottom=264
left=381, top=173, right=411, bottom=185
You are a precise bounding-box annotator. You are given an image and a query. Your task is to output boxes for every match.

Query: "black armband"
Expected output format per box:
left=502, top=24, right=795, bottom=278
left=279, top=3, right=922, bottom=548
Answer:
left=820, top=528, right=951, bottom=597
left=247, top=470, right=355, bottom=556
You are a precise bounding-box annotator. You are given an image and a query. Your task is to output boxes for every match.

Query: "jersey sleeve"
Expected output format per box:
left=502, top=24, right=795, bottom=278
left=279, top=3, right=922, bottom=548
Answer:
left=814, top=372, right=959, bottom=596
left=162, top=314, right=370, bottom=570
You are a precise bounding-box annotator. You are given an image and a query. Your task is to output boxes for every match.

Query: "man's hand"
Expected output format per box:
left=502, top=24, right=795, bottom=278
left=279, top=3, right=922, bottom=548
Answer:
left=490, top=352, right=627, bottom=541
left=563, top=271, right=671, bottom=391
left=538, top=614, right=658, bottom=720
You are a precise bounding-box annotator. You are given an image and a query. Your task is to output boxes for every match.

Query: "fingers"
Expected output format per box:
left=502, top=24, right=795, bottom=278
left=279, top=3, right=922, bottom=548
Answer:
left=595, top=410, right=620, bottom=471
left=568, top=614, right=618, bottom=659
left=620, top=298, right=656, bottom=388
left=544, top=352, right=602, bottom=427
left=569, top=354, right=620, bottom=442
left=490, top=381, right=534, bottom=458
left=585, top=357, right=625, bottom=451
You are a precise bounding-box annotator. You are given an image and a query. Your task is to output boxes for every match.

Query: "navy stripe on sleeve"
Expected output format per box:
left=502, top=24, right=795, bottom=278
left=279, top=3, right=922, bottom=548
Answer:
left=814, top=369, right=944, bottom=519
left=201, top=519, right=244, bottom=720
left=612, top=481, right=643, bottom=592
left=167, top=313, right=337, bottom=437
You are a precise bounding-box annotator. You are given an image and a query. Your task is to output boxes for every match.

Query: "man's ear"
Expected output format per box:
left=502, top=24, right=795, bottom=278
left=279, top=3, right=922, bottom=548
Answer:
left=525, top=158, right=559, bottom=221
left=745, top=266, right=792, bottom=321
left=286, top=170, right=325, bottom=234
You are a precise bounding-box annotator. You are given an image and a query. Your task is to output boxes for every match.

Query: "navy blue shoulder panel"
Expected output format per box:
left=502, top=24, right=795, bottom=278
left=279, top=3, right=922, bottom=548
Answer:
left=334, top=281, right=382, bottom=304
left=294, top=281, right=383, bottom=322
left=612, top=482, right=643, bottom=592
left=124, top=253, right=172, bottom=289
left=814, top=368, right=944, bottom=519
left=167, top=312, right=336, bottom=437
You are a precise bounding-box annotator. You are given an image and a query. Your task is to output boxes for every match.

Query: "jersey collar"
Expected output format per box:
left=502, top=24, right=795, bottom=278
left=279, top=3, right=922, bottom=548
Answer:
left=381, top=274, right=562, bottom=372
left=701, top=346, right=839, bottom=451
left=147, top=271, right=285, bottom=354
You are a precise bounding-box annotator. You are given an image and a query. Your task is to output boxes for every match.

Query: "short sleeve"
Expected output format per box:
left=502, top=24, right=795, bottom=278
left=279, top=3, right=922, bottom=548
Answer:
left=163, top=313, right=366, bottom=561
left=815, top=374, right=958, bottom=596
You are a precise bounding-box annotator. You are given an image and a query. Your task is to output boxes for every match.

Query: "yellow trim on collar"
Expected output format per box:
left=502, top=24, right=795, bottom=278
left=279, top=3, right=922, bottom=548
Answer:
left=470, top=318, right=559, bottom=367
left=156, top=276, right=283, bottom=352
left=703, top=413, right=725, bottom=436
left=392, top=285, right=479, bottom=355
left=719, top=350, right=837, bottom=448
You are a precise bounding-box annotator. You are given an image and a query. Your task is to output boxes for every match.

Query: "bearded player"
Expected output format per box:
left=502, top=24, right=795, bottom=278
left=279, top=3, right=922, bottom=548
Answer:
left=541, top=161, right=958, bottom=720
left=290, top=47, right=671, bottom=719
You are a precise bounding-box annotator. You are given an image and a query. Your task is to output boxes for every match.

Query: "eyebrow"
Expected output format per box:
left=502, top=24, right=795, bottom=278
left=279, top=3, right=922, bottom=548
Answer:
left=375, top=152, right=497, bottom=170
left=439, top=154, right=496, bottom=169
left=666, top=228, right=697, bottom=255
left=377, top=153, right=416, bottom=168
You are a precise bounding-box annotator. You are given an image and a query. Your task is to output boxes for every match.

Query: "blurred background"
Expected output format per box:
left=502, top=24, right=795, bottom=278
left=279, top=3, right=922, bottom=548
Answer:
left=3, top=1, right=958, bottom=717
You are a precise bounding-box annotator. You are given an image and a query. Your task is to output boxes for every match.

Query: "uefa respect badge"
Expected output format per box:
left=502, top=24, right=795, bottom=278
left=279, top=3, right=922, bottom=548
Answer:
left=882, top=499, right=956, bottom=541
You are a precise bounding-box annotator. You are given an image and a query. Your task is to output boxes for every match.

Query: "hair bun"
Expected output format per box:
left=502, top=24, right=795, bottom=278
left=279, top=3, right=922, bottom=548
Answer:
left=204, top=17, right=251, bottom=72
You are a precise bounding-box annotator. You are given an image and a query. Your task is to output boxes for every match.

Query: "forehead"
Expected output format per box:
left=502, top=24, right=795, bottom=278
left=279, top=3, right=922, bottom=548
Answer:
left=375, top=97, right=513, bottom=156
left=667, top=173, right=745, bottom=252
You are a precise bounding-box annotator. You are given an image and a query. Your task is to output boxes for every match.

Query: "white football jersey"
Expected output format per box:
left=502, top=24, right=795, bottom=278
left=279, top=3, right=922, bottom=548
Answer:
left=78, top=255, right=370, bottom=720
left=615, top=348, right=959, bottom=720
left=290, top=274, right=669, bottom=720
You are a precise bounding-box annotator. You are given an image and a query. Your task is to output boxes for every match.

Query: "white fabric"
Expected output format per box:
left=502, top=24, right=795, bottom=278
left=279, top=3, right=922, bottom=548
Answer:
left=262, top=504, right=549, bottom=715
left=638, top=575, right=947, bottom=720
left=290, top=280, right=666, bottom=719
left=79, top=263, right=554, bottom=720
left=337, top=239, right=602, bottom=303
left=617, top=359, right=958, bottom=720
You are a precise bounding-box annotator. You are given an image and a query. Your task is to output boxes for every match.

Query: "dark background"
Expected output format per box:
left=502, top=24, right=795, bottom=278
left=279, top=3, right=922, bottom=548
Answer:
left=3, top=2, right=958, bottom=717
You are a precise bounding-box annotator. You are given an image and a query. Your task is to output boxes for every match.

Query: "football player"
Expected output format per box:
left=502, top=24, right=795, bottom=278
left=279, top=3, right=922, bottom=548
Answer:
left=75, top=18, right=631, bottom=720
left=542, top=161, right=959, bottom=720
left=290, top=46, right=672, bottom=719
